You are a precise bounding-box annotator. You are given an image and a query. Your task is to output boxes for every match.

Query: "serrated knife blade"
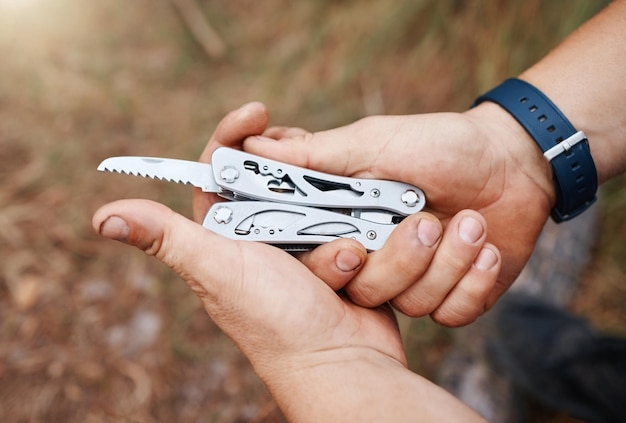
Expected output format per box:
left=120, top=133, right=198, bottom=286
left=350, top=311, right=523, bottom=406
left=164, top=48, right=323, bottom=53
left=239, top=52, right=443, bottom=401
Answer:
left=97, top=157, right=220, bottom=192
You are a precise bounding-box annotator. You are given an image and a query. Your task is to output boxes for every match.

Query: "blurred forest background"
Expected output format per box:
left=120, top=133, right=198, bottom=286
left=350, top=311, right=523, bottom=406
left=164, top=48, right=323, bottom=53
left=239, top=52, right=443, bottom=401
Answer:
left=0, top=0, right=624, bottom=422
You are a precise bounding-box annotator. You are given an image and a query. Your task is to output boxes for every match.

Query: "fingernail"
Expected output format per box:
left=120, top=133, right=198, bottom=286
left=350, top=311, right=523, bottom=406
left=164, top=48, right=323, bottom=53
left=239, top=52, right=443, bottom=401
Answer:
left=459, top=216, right=483, bottom=244
left=417, top=218, right=441, bottom=247
left=99, top=216, right=129, bottom=243
left=474, top=248, right=498, bottom=271
left=335, top=249, right=362, bottom=272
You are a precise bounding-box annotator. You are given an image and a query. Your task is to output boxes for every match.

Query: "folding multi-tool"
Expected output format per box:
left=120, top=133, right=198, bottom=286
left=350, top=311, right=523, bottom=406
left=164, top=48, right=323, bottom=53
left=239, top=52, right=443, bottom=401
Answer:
left=97, top=148, right=426, bottom=251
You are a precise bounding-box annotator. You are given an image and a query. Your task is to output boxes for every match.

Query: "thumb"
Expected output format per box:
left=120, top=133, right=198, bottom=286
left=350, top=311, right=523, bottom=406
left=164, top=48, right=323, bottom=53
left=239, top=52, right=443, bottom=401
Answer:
left=296, top=238, right=367, bottom=291
left=92, top=199, right=348, bottom=360
left=92, top=199, right=243, bottom=303
left=243, top=123, right=373, bottom=177
left=92, top=199, right=336, bottom=320
left=194, top=101, right=270, bottom=223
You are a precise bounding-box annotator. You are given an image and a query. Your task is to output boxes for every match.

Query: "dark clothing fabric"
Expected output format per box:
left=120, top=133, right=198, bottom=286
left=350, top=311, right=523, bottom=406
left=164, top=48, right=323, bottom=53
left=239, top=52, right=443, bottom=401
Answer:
left=488, top=293, right=626, bottom=423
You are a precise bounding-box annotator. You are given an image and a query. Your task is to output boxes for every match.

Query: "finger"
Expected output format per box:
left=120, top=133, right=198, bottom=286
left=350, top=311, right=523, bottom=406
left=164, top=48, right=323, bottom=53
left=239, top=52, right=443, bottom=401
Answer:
left=244, top=115, right=450, bottom=184
left=343, top=212, right=442, bottom=307
left=262, top=126, right=310, bottom=139
left=429, top=243, right=501, bottom=327
left=92, top=199, right=350, bottom=363
left=296, top=238, right=367, bottom=291
left=93, top=199, right=242, bottom=300
left=243, top=121, right=374, bottom=177
left=199, top=102, right=270, bottom=161
left=391, top=210, right=487, bottom=318
left=92, top=199, right=329, bottom=323
left=193, top=102, right=270, bottom=222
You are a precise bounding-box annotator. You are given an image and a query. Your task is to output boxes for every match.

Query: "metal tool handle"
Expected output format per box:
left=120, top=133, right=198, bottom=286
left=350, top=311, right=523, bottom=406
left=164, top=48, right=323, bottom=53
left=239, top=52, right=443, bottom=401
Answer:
left=202, top=201, right=396, bottom=251
left=211, top=148, right=425, bottom=216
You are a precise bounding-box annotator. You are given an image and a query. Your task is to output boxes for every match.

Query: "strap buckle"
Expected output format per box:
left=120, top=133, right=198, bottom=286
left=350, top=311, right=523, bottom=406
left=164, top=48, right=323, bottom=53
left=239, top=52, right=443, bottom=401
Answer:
left=543, top=131, right=587, bottom=162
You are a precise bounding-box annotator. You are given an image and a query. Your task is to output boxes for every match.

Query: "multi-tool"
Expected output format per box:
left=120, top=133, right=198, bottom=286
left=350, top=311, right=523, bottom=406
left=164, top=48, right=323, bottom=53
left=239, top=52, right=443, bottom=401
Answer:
left=97, top=147, right=426, bottom=251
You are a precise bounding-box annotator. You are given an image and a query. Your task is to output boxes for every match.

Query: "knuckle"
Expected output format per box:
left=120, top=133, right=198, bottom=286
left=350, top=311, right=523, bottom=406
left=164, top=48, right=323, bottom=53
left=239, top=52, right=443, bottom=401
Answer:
left=392, top=290, right=438, bottom=318
left=430, top=287, right=491, bottom=327
left=127, top=225, right=164, bottom=257
left=142, top=236, right=164, bottom=257
left=345, top=280, right=384, bottom=307
left=438, top=248, right=474, bottom=274
left=430, top=307, right=475, bottom=328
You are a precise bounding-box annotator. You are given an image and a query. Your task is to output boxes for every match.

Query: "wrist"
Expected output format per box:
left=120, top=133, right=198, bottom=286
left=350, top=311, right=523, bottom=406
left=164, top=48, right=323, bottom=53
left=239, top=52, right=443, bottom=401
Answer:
left=471, top=78, right=598, bottom=222
left=255, top=347, right=484, bottom=422
left=463, top=102, right=557, bottom=210
left=254, top=347, right=401, bottom=422
left=520, top=70, right=626, bottom=184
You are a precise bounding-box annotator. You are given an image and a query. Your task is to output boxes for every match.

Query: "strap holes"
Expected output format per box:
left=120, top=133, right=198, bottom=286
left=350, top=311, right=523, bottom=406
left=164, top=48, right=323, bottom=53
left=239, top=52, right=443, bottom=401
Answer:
left=520, top=97, right=529, bottom=104
left=538, top=115, right=547, bottom=122
left=529, top=105, right=538, bottom=112
left=572, top=162, right=580, bottom=171
left=547, top=125, right=555, bottom=133
left=576, top=175, right=585, bottom=183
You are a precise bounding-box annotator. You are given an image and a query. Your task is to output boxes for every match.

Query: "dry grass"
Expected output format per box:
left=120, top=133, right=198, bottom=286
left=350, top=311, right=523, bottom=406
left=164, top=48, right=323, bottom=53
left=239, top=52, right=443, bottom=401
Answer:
left=0, top=0, right=621, bottom=421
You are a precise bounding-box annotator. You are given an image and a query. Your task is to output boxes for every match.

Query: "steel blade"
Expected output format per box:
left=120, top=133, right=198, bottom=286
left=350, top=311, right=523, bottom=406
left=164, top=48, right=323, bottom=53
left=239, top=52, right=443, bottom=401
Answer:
left=97, top=156, right=220, bottom=192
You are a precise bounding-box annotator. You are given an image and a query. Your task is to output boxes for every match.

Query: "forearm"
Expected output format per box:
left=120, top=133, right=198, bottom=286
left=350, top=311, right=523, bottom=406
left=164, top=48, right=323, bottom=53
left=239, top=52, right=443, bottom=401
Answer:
left=257, top=349, right=485, bottom=422
left=520, top=0, right=626, bottom=183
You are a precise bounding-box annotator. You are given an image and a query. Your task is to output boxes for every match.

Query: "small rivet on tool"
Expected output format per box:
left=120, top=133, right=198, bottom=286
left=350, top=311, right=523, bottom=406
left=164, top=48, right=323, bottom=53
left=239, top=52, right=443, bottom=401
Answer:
left=401, top=190, right=419, bottom=207
left=366, top=230, right=377, bottom=240
left=370, top=188, right=380, bottom=198
left=213, top=206, right=233, bottom=224
left=220, top=166, right=239, bottom=183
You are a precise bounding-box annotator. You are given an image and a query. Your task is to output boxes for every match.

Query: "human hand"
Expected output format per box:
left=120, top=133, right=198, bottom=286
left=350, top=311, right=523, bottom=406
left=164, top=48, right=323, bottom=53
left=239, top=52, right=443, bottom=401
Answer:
left=241, top=102, right=555, bottom=325
left=92, top=200, right=482, bottom=422
left=91, top=103, right=486, bottom=420
left=190, top=103, right=505, bottom=327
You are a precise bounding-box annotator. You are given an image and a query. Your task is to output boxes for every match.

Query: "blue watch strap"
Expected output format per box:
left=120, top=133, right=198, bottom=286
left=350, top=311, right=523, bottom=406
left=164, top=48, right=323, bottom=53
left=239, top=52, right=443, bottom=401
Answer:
left=473, top=78, right=597, bottom=222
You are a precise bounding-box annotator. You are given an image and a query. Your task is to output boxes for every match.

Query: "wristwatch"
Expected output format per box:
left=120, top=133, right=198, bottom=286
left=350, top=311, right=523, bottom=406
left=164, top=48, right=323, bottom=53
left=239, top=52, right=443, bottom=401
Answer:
left=473, top=78, right=597, bottom=222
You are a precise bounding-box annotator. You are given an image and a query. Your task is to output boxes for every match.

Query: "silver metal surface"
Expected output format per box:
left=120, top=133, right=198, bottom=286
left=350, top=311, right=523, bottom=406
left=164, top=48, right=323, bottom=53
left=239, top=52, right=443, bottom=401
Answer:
left=401, top=190, right=420, bottom=207
left=202, top=201, right=395, bottom=251
left=97, top=147, right=428, bottom=250
left=543, top=130, right=587, bottom=162
left=210, top=148, right=426, bottom=215
left=212, top=206, right=234, bottom=224
left=97, top=157, right=220, bottom=192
